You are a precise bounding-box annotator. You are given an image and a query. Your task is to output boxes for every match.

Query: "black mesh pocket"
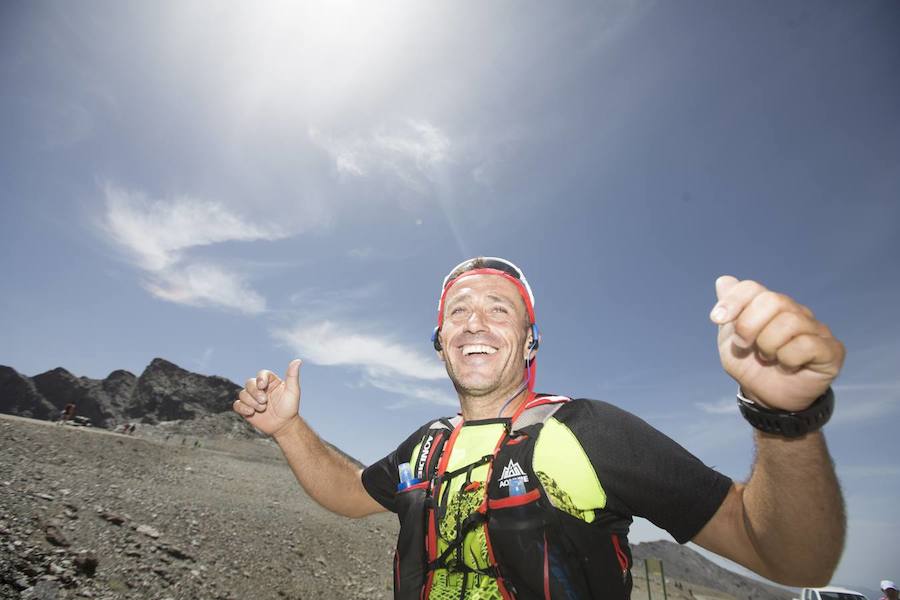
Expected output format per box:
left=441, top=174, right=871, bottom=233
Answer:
left=487, top=490, right=550, bottom=599
left=487, top=491, right=597, bottom=600
left=393, top=482, right=430, bottom=599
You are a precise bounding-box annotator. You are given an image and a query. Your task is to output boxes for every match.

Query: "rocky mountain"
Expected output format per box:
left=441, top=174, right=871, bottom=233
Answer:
left=0, top=359, right=240, bottom=428
left=0, top=366, right=56, bottom=420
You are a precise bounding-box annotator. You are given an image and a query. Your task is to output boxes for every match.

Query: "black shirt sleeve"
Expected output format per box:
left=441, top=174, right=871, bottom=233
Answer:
left=362, top=422, right=433, bottom=513
left=555, top=399, right=733, bottom=543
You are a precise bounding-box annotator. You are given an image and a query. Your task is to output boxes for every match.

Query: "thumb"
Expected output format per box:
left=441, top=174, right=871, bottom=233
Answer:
left=714, top=275, right=739, bottom=302
left=283, top=359, right=302, bottom=397
left=711, top=275, right=739, bottom=324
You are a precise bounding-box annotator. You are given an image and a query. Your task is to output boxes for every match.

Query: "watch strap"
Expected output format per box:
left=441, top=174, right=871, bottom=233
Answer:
left=737, top=387, right=834, bottom=438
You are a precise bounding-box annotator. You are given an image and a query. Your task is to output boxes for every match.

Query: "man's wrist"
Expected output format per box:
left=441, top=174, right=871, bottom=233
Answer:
left=737, top=387, right=835, bottom=438
left=271, top=416, right=303, bottom=442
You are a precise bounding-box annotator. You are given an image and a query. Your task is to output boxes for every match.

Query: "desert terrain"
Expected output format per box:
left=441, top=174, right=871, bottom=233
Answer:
left=1, top=413, right=796, bottom=600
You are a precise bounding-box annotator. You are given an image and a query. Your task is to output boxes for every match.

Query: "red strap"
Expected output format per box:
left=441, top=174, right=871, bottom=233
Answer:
left=543, top=532, right=551, bottom=600
left=523, top=395, right=570, bottom=410
left=486, top=488, right=540, bottom=509
left=612, top=533, right=629, bottom=573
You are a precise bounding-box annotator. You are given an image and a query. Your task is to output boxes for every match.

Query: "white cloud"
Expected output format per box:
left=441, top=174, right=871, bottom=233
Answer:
left=103, top=184, right=284, bottom=271
left=143, top=263, right=266, bottom=315
left=275, top=320, right=446, bottom=381
left=101, top=184, right=288, bottom=314
left=309, top=120, right=451, bottom=191
left=375, top=121, right=450, bottom=170
left=694, top=397, right=737, bottom=415
left=347, top=247, right=374, bottom=260
left=273, top=319, right=455, bottom=407
left=366, top=376, right=458, bottom=410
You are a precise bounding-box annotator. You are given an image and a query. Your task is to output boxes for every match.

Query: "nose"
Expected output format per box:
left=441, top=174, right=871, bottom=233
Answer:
left=464, top=308, right=487, bottom=333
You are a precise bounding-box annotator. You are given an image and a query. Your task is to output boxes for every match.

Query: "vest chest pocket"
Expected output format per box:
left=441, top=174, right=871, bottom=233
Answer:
left=486, top=488, right=593, bottom=600
left=393, top=481, right=430, bottom=599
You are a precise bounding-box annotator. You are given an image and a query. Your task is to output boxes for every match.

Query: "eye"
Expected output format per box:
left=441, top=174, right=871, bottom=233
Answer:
left=491, top=305, right=509, bottom=314
left=450, top=306, right=467, bottom=316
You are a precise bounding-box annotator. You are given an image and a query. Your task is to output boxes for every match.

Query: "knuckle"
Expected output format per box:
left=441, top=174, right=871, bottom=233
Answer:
left=732, top=319, right=754, bottom=340
left=778, top=311, right=805, bottom=330
left=739, top=279, right=765, bottom=296
left=795, top=334, right=817, bottom=352
left=756, top=291, right=793, bottom=314
left=756, top=290, right=781, bottom=309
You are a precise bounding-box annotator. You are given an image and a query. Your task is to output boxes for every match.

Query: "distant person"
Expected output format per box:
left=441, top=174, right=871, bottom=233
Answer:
left=58, top=403, right=76, bottom=425
left=128, top=423, right=136, bottom=435
left=881, top=581, right=898, bottom=600
left=235, top=257, right=846, bottom=599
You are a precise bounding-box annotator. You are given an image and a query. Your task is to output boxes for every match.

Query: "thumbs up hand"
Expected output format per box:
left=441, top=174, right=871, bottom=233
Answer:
left=233, top=359, right=303, bottom=437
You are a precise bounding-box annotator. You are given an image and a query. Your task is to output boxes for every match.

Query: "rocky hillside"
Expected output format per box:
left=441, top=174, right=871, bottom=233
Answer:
left=0, top=414, right=397, bottom=600
left=0, top=359, right=239, bottom=428
left=631, top=541, right=794, bottom=600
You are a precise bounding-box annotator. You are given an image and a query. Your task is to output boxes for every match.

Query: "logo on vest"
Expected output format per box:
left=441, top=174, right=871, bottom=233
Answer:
left=498, top=459, right=529, bottom=487
left=417, top=434, right=434, bottom=479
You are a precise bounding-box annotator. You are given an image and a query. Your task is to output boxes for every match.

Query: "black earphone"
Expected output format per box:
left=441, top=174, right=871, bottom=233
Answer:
left=432, top=326, right=442, bottom=351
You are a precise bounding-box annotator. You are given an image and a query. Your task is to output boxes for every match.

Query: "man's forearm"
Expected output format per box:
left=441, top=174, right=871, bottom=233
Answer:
left=273, top=417, right=386, bottom=518
left=741, top=431, right=845, bottom=585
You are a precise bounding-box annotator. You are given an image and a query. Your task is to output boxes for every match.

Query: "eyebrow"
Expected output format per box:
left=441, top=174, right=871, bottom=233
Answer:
left=485, top=293, right=515, bottom=306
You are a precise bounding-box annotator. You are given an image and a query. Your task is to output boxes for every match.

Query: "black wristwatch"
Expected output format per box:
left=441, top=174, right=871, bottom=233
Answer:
left=737, top=387, right=834, bottom=438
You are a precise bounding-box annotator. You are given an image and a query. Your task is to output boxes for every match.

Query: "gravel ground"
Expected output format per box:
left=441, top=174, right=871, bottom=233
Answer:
left=1, top=413, right=795, bottom=600
left=0, top=414, right=398, bottom=600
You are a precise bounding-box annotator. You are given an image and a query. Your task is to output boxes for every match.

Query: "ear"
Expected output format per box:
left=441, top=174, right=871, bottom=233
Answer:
left=523, top=331, right=536, bottom=362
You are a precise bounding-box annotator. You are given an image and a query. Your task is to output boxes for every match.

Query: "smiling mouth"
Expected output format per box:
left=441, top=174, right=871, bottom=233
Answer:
left=461, top=344, right=498, bottom=356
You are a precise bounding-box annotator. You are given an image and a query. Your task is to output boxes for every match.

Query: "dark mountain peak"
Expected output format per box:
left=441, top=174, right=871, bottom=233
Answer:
left=2, top=358, right=240, bottom=427
left=131, top=358, right=239, bottom=423
left=144, top=358, right=188, bottom=377
left=106, top=369, right=137, bottom=381
left=0, top=365, right=57, bottom=420
left=33, top=366, right=78, bottom=382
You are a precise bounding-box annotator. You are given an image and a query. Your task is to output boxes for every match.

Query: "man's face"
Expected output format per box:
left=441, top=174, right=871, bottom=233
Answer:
left=438, top=274, right=533, bottom=398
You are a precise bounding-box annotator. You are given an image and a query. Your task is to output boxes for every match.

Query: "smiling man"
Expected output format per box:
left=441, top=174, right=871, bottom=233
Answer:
left=234, top=256, right=846, bottom=599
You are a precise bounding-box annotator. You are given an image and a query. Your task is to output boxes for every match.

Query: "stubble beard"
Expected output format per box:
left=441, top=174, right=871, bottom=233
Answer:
left=446, top=354, right=523, bottom=403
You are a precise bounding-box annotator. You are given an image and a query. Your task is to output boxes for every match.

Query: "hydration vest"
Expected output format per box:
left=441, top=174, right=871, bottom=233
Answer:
left=393, top=395, right=633, bottom=600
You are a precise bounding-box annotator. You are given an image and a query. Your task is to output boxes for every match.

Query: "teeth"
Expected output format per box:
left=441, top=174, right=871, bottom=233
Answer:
left=462, top=345, right=497, bottom=356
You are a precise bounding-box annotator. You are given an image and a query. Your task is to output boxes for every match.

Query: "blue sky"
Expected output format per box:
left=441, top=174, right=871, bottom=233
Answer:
left=2, top=0, right=898, bottom=589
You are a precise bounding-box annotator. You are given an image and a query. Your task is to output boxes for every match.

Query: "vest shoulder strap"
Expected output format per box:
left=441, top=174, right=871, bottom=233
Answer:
left=510, top=395, right=570, bottom=433
left=414, top=397, right=570, bottom=481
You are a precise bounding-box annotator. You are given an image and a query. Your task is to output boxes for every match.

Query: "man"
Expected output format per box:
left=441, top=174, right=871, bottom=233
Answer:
left=881, top=581, right=898, bottom=600
left=234, top=257, right=846, bottom=599
left=58, top=402, right=76, bottom=425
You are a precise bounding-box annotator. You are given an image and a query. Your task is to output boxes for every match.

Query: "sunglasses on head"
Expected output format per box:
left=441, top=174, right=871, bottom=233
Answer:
left=441, top=257, right=535, bottom=310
